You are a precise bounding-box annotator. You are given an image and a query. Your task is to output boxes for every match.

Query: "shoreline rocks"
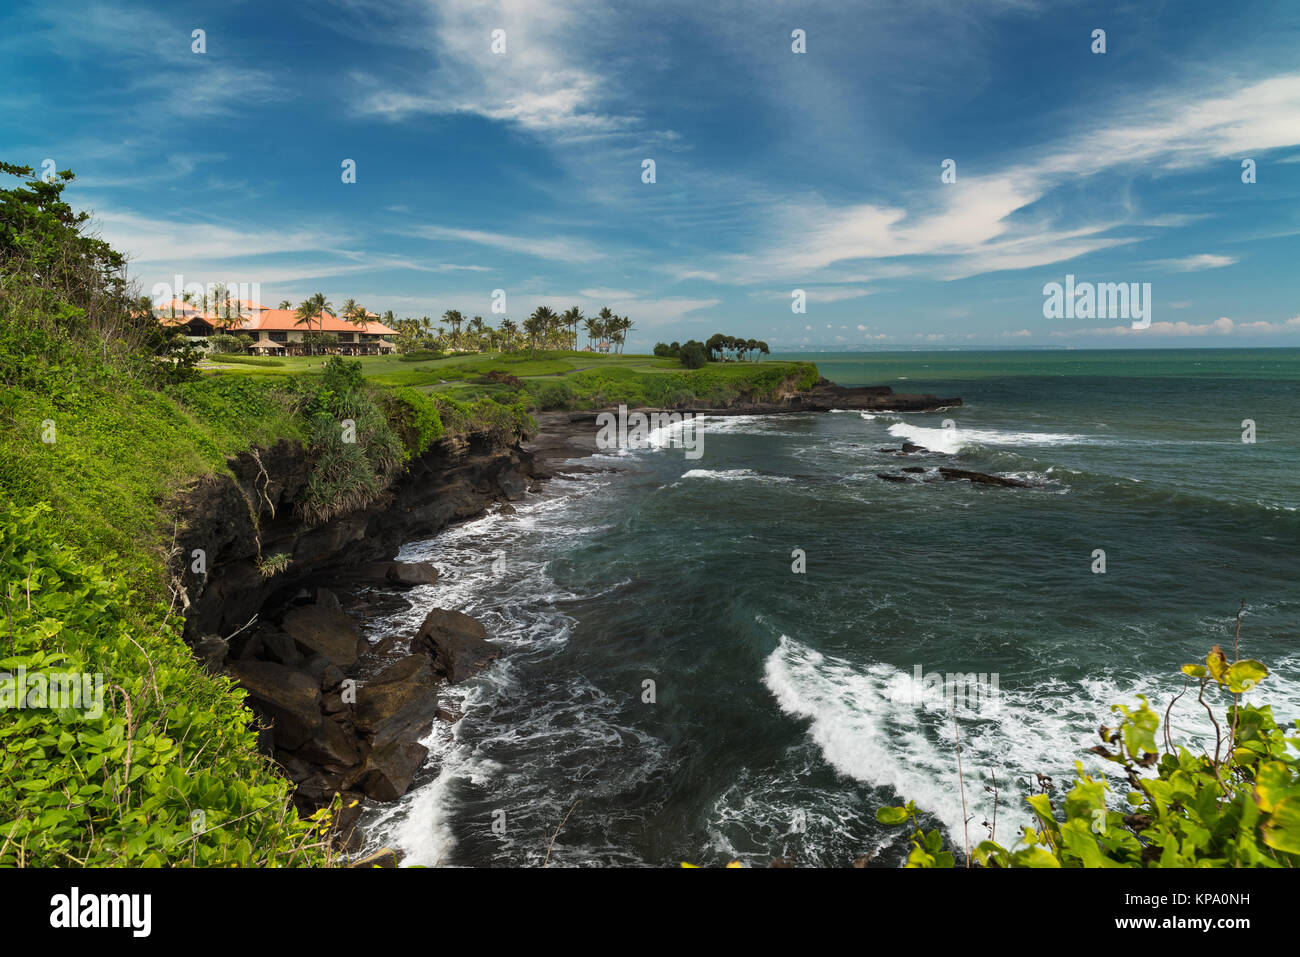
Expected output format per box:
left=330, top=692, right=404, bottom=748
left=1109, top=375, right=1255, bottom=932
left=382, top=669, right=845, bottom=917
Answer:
left=171, top=373, right=968, bottom=859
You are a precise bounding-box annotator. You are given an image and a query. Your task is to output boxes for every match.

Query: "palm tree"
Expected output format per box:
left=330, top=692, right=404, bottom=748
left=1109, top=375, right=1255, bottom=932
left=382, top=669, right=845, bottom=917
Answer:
left=560, top=306, right=583, bottom=351
left=442, top=310, right=464, bottom=351
left=223, top=295, right=246, bottom=332
left=596, top=307, right=615, bottom=353
left=526, top=306, right=555, bottom=353
left=547, top=309, right=566, bottom=349
left=500, top=318, right=518, bottom=352
left=294, top=292, right=333, bottom=354
left=278, top=299, right=292, bottom=310
left=581, top=314, right=600, bottom=350
left=341, top=298, right=369, bottom=326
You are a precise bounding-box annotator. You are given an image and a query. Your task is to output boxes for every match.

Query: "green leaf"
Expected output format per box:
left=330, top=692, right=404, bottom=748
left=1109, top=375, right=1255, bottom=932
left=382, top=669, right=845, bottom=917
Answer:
left=1253, top=761, right=1298, bottom=813
left=1262, top=797, right=1300, bottom=855
left=1226, top=660, right=1268, bottom=694
left=875, top=806, right=910, bottom=826
left=1016, top=847, right=1061, bottom=868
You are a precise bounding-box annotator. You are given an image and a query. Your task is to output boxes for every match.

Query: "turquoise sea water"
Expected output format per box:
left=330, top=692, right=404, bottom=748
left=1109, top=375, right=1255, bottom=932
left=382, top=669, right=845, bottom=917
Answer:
left=364, top=349, right=1299, bottom=867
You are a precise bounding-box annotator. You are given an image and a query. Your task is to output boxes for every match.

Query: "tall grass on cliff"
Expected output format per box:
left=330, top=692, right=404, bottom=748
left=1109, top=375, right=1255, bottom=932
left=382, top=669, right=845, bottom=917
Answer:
left=0, top=161, right=331, bottom=865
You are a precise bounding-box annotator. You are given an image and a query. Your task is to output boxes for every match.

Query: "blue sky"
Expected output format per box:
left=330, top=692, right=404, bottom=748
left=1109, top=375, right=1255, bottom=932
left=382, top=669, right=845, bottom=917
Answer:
left=4, top=0, right=1300, bottom=350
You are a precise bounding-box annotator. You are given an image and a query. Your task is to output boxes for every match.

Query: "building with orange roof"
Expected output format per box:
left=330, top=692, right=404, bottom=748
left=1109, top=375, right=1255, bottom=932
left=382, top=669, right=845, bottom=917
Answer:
left=239, top=309, right=398, bottom=356
left=156, top=300, right=395, bottom=355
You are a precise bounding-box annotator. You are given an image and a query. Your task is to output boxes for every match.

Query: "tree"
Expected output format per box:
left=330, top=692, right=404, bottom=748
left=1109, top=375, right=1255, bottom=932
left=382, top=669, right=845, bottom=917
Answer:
left=706, top=333, right=726, bottom=361
left=223, top=295, right=246, bottom=332
left=679, top=340, right=707, bottom=369
left=525, top=306, right=555, bottom=353
left=294, top=292, right=333, bottom=353
left=595, top=307, right=614, bottom=352
left=277, top=299, right=292, bottom=310
left=442, top=309, right=464, bottom=351
left=500, top=318, right=519, bottom=351
left=341, top=298, right=368, bottom=326
left=561, top=306, right=583, bottom=351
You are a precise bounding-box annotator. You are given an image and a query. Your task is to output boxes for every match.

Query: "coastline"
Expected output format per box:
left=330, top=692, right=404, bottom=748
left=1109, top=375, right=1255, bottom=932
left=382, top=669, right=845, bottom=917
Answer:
left=174, top=376, right=963, bottom=861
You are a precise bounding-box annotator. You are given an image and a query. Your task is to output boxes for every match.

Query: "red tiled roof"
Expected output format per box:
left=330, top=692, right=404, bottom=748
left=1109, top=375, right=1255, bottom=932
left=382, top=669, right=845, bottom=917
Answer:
left=240, top=309, right=397, bottom=336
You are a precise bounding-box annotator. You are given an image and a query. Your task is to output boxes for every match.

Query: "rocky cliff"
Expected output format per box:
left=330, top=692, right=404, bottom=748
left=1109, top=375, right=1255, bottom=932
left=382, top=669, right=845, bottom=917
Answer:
left=167, top=429, right=541, bottom=849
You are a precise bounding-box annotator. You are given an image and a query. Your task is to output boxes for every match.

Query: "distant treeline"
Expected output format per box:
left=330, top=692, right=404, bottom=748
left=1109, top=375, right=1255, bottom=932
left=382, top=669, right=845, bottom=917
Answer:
left=654, top=333, right=771, bottom=368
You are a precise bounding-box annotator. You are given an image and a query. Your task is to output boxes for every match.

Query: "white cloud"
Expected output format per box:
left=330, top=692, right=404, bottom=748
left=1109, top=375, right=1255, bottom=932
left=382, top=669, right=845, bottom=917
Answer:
left=404, top=224, right=607, bottom=263
left=350, top=0, right=642, bottom=139
left=1148, top=254, right=1237, bottom=272
left=742, top=74, right=1300, bottom=284
left=1052, top=315, right=1300, bottom=337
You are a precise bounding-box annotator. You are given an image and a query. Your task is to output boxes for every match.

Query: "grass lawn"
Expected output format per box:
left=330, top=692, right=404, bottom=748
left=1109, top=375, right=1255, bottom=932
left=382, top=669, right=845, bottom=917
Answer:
left=199, top=350, right=812, bottom=395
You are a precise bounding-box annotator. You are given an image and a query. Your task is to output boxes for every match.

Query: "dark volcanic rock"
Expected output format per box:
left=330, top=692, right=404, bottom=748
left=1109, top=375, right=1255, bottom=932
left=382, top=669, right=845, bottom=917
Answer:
left=414, top=608, right=499, bottom=683
left=353, top=739, right=429, bottom=801
left=193, top=635, right=229, bottom=674
left=354, top=654, right=441, bottom=738
left=386, top=562, right=440, bottom=586
left=282, top=604, right=364, bottom=668
left=228, top=660, right=322, bottom=751
left=938, top=467, right=1031, bottom=488
left=291, top=716, right=361, bottom=768
left=875, top=472, right=911, bottom=483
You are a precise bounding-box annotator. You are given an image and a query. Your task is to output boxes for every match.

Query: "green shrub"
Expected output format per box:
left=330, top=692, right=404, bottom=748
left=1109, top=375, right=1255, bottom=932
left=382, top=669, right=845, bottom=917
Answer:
left=207, top=354, right=284, bottom=368
left=207, top=333, right=252, bottom=355
left=296, top=359, right=404, bottom=524
left=679, top=340, right=707, bottom=369
left=0, top=503, right=331, bottom=866
left=385, top=387, right=444, bottom=456
left=534, top=380, right=574, bottom=410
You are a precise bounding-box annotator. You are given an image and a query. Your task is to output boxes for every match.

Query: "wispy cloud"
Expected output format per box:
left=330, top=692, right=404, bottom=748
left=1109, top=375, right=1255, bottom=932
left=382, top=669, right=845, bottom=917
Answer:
left=730, top=74, right=1300, bottom=285
left=1148, top=254, right=1237, bottom=272
left=403, top=224, right=607, bottom=263
left=1053, top=315, right=1300, bottom=338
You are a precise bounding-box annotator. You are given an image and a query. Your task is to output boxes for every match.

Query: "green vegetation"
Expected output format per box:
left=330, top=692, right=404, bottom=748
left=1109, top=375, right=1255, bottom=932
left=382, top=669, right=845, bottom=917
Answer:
left=0, top=505, right=332, bottom=866
left=657, top=334, right=769, bottom=366
left=205, top=354, right=285, bottom=368
left=198, top=349, right=821, bottom=412
left=878, top=616, right=1300, bottom=867
left=0, top=159, right=813, bottom=866
left=0, top=162, right=334, bottom=865
left=0, top=161, right=541, bottom=866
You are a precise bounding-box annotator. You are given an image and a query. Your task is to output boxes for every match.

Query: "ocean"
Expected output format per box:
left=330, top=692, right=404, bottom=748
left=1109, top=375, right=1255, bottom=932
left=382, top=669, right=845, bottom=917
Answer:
left=362, top=349, right=1299, bottom=867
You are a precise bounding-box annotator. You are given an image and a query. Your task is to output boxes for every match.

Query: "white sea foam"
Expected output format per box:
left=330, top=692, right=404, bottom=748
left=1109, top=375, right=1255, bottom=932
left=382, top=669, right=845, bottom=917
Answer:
left=762, top=634, right=1300, bottom=859
left=680, top=468, right=793, bottom=483
left=886, top=421, right=1088, bottom=454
